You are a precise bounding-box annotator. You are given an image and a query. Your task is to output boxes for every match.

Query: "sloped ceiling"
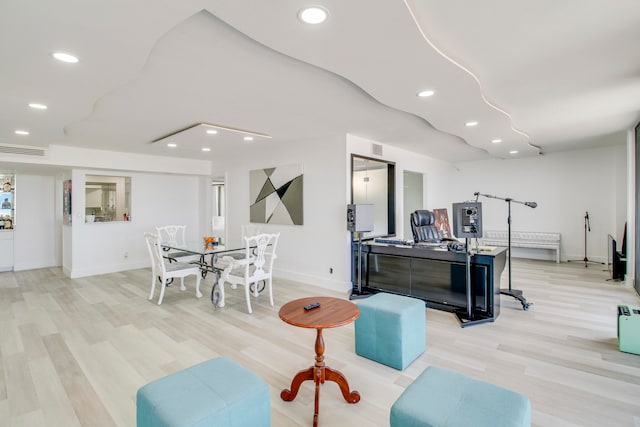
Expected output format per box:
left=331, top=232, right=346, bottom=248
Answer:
left=1, top=0, right=639, bottom=167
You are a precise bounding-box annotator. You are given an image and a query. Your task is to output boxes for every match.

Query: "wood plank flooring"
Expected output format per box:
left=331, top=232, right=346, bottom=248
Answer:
left=1, top=259, right=639, bottom=426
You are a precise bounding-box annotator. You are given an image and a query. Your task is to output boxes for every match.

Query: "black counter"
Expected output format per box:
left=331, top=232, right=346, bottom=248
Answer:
left=352, top=242, right=507, bottom=322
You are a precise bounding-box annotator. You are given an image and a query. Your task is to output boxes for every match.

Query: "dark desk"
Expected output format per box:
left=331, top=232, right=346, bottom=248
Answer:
left=354, top=243, right=506, bottom=322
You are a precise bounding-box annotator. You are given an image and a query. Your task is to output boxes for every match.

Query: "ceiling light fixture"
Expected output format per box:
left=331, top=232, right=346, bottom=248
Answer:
left=243, top=136, right=254, bottom=141
left=417, top=90, right=435, bottom=98
left=202, top=147, right=211, bottom=152
left=28, top=103, right=47, bottom=110
left=509, top=150, right=519, bottom=154
left=52, top=52, right=79, bottom=63
left=491, top=139, right=502, bottom=144
left=167, top=143, right=177, bottom=148
left=15, top=130, right=29, bottom=135
left=152, top=123, right=272, bottom=145
left=298, top=7, right=328, bottom=24
left=465, top=121, right=479, bottom=127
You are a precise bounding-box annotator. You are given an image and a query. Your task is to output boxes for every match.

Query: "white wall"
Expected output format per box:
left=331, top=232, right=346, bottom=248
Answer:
left=68, top=169, right=207, bottom=278
left=427, top=145, right=627, bottom=263
left=13, top=174, right=58, bottom=271
left=214, top=135, right=351, bottom=292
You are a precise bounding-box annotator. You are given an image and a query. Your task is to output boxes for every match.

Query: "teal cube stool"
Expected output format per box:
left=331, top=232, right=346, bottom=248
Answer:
left=137, top=357, right=270, bottom=427
left=391, top=366, right=531, bottom=427
left=355, top=292, right=426, bottom=370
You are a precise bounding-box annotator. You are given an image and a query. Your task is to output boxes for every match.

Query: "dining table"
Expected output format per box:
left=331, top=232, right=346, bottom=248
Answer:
left=160, top=240, right=245, bottom=306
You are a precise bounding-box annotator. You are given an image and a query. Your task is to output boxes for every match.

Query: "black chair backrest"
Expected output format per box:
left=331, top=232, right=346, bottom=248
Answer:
left=410, top=210, right=442, bottom=242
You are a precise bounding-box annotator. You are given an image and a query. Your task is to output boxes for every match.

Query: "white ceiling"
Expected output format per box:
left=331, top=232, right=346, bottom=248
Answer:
left=1, top=0, right=639, bottom=168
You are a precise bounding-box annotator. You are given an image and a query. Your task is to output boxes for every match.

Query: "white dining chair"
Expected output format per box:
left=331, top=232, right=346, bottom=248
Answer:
left=144, top=232, right=202, bottom=305
left=218, top=233, right=279, bottom=314
left=155, top=225, right=194, bottom=262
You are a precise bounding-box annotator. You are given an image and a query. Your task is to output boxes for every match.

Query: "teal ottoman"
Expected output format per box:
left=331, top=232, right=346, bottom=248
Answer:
left=355, top=292, right=426, bottom=370
left=136, top=357, right=270, bottom=427
left=391, top=366, right=531, bottom=427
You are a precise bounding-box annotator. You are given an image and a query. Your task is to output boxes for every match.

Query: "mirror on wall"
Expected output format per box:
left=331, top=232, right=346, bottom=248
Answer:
left=351, top=155, right=395, bottom=238
left=85, top=175, right=131, bottom=222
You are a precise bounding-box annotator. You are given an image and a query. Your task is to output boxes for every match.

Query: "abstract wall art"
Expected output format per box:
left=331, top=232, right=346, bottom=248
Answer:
left=250, top=164, right=303, bottom=225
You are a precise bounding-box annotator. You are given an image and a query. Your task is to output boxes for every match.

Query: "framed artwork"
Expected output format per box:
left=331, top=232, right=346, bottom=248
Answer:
left=249, top=164, right=303, bottom=225
left=63, top=180, right=72, bottom=225
left=433, top=208, right=451, bottom=238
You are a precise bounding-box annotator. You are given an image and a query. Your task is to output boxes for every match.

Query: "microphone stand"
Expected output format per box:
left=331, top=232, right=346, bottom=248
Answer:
left=475, top=193, right=534, bottom=311
left=568, top=211, right=602, bottom=268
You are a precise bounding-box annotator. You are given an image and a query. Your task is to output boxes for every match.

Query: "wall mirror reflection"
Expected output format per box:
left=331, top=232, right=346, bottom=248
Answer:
left=85, top=175, right=131, bottom=222
left=351, top=155, right=395, bottom=238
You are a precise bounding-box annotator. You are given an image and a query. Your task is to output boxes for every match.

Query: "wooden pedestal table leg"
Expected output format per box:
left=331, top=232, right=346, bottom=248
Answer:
left=280, top=328, right=360, bottom=427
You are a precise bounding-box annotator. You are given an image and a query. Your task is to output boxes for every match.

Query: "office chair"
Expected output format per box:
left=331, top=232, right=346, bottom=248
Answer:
left=410, top=210, right=442, bottom=243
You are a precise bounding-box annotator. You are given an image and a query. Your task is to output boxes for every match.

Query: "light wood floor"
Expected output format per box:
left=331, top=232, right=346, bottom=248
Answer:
left=1, top=259, right=639, bottom=427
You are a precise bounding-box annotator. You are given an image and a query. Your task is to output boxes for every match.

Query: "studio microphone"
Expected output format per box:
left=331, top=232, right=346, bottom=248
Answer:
left=525, top=201, right=537, bottom=208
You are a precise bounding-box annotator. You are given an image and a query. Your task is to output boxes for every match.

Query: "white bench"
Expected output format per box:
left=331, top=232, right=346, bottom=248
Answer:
left=481, top=230, right=561, bottom=263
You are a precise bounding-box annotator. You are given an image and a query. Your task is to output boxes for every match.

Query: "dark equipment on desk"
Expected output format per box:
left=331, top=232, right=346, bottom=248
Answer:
left=474, top=192, right=536, bottom=311
left=617, top=305, right=640, bottom=355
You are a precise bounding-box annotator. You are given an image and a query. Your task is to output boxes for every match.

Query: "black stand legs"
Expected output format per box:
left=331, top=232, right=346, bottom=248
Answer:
left=568, top=211, right=603, bottom=268
left=455, top=238, right=494, bottom=327
left=475, top=193, right=535, bottom=311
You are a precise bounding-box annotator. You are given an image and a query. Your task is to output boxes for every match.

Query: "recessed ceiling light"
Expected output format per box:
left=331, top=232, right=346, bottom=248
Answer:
left=417, top=90, right=435, bottom=98
left=202, top=147, right=211, bottom=152
left=298, top=7, right=328, bottom=24
left=206, top=129, right=218, bottom=135
left=509, top=150, right=519, bottom=154
left=15, top=130, right=29, bottom=135
left=491, top=139, right=502, bottom=144
left=167, top=143, right=177, bottom=148
left=465, top=121, right=479, bottom=127
left=28, top=103, right=47, bottom=110
left=52, top=52, right=79, bottom=63
left=243, top=136, right=254, bottom=141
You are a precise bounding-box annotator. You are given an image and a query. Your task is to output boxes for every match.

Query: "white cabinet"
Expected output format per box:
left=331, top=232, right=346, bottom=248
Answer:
left=0, top=231, right=13, bottom=271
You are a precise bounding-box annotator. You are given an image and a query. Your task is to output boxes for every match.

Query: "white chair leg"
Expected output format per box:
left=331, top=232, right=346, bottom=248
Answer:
left=158, top=278, right=167, bottom=305
left=218, top=281, right=226, bottom=307
left=267, top=277, right=274, bottom=306
left=149, top=274, right=156, bottom=300
left=195, top=274, right=202, bottom=298
left=244, top=284, right=253, bottom=314
left=180, top=277, right=186, bottom=291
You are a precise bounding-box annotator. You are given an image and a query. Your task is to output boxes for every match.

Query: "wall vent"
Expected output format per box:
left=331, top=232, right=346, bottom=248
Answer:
left=371, top=143, right=383, bottom=156
left=0, top=144, right=47, bottom=157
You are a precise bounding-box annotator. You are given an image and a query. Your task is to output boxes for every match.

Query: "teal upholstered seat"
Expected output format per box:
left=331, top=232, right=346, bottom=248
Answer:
left=390, top=366, right=531, bottom=427
left=137, top=357, right=270, bottom=427
left=355, top=292, right=426, bottom=370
